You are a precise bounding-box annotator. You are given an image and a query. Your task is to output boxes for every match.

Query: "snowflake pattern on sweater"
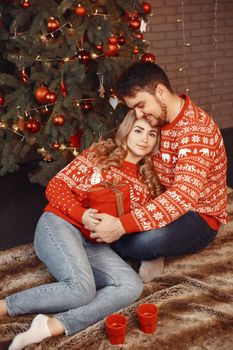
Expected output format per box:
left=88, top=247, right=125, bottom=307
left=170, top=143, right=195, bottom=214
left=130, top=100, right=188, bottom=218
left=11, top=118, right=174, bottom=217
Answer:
left=44, top=155, right=151, bottom=240
left=120, top=95, right=228, bottom=233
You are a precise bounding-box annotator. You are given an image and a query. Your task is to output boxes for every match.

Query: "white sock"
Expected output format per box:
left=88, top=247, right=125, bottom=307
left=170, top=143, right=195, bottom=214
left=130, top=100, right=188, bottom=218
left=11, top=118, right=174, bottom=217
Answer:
left=139, top=257, right=164, bottom=283
left=9, top=314, right=51, bottom=350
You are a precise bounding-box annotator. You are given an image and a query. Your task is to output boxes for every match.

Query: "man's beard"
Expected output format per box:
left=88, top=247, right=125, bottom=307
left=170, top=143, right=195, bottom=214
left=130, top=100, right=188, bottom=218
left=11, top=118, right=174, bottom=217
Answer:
left=145, top=96, right=168, bottom=127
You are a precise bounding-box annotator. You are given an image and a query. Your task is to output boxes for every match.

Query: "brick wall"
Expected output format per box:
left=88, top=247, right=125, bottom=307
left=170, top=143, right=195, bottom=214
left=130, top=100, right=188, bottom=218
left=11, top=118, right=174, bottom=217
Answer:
left=145, top=0, right=233, bottom=129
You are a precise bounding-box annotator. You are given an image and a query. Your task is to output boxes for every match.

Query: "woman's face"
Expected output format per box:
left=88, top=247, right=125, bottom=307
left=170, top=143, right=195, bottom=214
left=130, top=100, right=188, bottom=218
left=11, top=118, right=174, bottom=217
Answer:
left=124, top=118, right=158, bottom=163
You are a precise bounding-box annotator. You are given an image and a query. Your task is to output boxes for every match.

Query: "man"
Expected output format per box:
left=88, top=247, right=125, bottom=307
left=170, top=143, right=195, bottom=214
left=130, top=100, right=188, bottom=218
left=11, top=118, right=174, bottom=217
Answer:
left=88, top=62, right=228, bottom=280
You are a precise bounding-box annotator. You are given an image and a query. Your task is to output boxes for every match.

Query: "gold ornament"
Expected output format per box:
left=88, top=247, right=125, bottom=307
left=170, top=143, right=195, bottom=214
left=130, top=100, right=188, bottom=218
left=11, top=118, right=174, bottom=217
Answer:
left=97, top=72, right=105, bottom=98
left=44, top=154, right=52, bottom=162
left=27, top=137, right=37, bottom=145
left=37, top=147, right=47, bottom=156
left=67, top=27, right=76, bottom=36
left=98, top=84, right=105, bottom=98
left=12, top=123, right=20, bottom=131
left=73, top=149, right=79, bottom=157
left=0, top=121, right=7, bottom=128
left=40, top=34, right=49, bottom=43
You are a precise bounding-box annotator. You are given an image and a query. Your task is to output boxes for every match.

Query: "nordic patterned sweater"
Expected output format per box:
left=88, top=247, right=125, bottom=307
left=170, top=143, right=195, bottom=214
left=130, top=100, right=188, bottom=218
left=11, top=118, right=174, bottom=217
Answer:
left=120, top=94, right=228, bottom=233
left=44, top=159, right=151, bottom=241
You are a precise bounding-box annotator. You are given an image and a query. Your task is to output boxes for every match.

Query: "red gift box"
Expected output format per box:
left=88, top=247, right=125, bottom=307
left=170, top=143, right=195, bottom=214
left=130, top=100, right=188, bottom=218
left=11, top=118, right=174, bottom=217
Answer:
left=88, top=182, right=130, bottom=217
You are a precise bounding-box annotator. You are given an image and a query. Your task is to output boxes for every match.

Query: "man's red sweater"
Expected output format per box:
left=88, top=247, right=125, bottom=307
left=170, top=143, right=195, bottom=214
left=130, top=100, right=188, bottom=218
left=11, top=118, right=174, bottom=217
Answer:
left=120, top=95, right=228, bottom=233
left=45, top=95, right=228, bottom=237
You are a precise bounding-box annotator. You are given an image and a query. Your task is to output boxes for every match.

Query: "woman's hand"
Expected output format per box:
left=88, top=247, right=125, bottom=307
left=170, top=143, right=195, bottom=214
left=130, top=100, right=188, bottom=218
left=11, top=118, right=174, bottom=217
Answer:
left=82, top=208, right=100, bottom=231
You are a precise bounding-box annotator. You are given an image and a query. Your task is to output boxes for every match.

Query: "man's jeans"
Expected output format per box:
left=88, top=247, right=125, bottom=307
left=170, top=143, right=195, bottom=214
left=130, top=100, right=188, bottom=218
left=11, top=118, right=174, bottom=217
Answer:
left=6, top=212, right=143, bottom=335
left=112, top=211, right=217, bottom=260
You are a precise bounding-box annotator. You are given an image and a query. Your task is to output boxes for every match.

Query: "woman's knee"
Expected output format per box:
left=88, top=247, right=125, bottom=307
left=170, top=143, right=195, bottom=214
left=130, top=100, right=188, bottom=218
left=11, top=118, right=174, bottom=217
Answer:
left=64, top=278, right=96, bottom=309
left=122, top=269, right=144, bottom=304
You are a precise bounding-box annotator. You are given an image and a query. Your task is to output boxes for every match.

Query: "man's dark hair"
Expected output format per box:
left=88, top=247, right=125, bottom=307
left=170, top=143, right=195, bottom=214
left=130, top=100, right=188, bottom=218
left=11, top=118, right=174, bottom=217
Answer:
left=116, top=62, right=173, bottom=98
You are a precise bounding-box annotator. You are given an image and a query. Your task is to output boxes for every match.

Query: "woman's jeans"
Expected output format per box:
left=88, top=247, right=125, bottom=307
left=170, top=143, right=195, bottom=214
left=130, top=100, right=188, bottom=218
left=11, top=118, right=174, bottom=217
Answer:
left=112, top=211, right=217, bottom=261
left=6, top=212, right=143, bottom=335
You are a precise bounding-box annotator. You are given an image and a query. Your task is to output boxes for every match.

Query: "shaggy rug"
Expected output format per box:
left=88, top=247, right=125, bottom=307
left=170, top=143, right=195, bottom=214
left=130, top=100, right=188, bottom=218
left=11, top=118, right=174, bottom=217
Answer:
left=0, top=189, right=233, bottom=350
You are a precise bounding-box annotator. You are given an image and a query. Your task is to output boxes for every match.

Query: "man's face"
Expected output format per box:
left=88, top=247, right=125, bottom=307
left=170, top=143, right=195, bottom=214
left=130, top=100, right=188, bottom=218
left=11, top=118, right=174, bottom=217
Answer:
left=124, top=90, right=167, bottom=126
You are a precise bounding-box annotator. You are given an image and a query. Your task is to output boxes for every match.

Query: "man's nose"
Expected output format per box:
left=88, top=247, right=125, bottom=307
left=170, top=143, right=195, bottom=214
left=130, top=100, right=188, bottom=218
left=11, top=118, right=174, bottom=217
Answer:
left=135, top=108, right=144, bottom=119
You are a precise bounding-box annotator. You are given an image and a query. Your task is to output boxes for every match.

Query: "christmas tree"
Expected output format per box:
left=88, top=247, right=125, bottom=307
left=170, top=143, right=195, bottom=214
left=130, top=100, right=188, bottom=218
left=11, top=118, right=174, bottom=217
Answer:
left=0, top=0, right=154, bottom=186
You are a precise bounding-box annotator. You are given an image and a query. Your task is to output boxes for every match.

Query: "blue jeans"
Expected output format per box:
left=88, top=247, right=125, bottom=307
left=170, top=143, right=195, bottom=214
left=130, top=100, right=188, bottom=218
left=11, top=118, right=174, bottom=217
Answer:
left=6, top=212, right=143, bottom=335
left=112, top=211, right=217, bottom=260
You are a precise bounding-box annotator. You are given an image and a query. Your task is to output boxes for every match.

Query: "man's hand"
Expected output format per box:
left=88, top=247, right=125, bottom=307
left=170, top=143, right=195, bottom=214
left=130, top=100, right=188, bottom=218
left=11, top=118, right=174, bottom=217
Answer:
left=90, top=213, right=125, bottom=243
left=82, top=208, right=100, bottom=231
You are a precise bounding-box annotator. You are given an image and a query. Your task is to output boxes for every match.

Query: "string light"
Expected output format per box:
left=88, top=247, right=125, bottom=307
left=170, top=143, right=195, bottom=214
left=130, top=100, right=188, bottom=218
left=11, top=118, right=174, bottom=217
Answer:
left=94, top=10, right=110, bottom=19
left=0, top=121, right=7, bottom=128
left=2, top=3, right=152, bottom=158
left=178, top=0, right=190, bottom=93
left=9, top=9, right=121, bottom=39
left=211, top=0, right=218, bottom=113
left=47, top=21, right=72, bottom=36
left=27, top=102, right=57, bottom=114
left=75, top=97, right=96, bottom=108
left=0, top=122, right=26, bottom=141
left=7, top=127, right=25, bottom=141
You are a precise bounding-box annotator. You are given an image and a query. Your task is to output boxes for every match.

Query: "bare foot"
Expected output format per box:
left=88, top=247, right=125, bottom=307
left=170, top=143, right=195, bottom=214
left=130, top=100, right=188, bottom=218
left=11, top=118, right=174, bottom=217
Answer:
left=47, top=317, right=65, bottom=336
left=0, top=299, right=8, bottom=316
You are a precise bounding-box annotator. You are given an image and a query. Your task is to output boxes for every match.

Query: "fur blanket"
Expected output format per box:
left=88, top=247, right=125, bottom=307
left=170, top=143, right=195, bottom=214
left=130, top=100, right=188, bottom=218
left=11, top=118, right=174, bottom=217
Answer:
left=0, top=189, right=233, bottom=350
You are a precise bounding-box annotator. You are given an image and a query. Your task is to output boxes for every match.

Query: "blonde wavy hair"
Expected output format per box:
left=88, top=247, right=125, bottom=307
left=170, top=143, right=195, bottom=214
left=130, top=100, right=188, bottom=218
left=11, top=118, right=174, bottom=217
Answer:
left=87, top=110, right=164, bottom=198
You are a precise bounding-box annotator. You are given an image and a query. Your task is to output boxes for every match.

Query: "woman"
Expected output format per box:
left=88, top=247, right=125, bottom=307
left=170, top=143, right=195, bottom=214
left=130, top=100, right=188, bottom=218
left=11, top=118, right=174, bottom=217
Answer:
left=0, top=111, right=163, bottom=350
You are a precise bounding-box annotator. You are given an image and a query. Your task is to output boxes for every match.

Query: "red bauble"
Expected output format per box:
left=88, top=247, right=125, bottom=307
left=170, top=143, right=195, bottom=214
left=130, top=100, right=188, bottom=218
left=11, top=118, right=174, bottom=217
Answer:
left=21, top=0, right=30, bottom=8
left=0, top=95, right=5, bottom=106
left=141, top=52, right=156, bottom=63
left=129, top=18, right=141, bottom=30
left=25, top=119, right=41, bottom=133
left=104, top=44, right=118, bottom=57
left=96, top=42, right=103, bottom=51
left=124, top=10, right=139, bottom=22
left=75, top=4, right=87, bottom=16
left=52, top=142, right=61, bottom=150
left=108, top=35, right=118, bottom=45
left=53, top=114, right=65, bottom=126
left=142, top=1, right=152, bottom=14
left=78, top=50, right=91, bottom=64
left=117, top=35, right=126, bottom=46
left=21, top=68, right=28, bottom=83
left=61, top=81, right=67, bottom=97
left=47, top=17, right=59, bottom=32
left=45, top=91, right=57, bottom=104
left=69, top=130, right=83, bottom=148
left=18, top=117, right=25, bottom=131
left=123, top=12, right=131, bottom=22
left=80, top=100, right=93, bottom=112
left=34, top=86, right=50, bottom=103
left=133, top=46, right=140, bottom=54
left=134, top=32, right=143, bottom=40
